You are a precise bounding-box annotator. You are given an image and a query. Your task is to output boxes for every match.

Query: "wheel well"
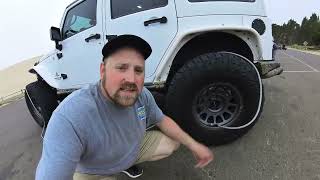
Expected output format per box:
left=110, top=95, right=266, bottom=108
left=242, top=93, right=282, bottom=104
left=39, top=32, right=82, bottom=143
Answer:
left=33, top=72, right=60, bottom=95
left=166, top=32, right=254, bottom=88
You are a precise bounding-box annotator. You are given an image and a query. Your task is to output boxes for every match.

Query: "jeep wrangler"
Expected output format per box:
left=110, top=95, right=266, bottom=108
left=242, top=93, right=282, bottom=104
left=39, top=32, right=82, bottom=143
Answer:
left=25, top=0, right=283, bottom=145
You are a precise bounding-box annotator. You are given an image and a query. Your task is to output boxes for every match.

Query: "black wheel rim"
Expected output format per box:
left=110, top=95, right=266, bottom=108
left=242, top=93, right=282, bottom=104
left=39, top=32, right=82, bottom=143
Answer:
left=192, top=82, right=243, bottom=128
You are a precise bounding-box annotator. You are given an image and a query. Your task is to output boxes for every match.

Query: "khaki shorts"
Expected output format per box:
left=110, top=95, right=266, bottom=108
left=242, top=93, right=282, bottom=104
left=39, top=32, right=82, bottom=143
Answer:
left=73, top=130, right=179, bottom=180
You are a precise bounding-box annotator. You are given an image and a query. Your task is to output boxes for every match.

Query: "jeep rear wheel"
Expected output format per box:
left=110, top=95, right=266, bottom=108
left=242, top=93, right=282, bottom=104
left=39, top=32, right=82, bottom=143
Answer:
left=25, top=81, right=58, bottom=127
left=165, top=52, right=264, bottom=146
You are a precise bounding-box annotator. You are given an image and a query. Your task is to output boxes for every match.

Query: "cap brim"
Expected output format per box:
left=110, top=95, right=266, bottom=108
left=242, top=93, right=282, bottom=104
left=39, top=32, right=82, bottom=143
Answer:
left=102, top=35, right=152, bottom=60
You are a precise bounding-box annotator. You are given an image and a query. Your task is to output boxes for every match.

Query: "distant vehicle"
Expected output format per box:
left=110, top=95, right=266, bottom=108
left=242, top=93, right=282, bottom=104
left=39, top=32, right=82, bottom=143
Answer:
left=282, top=44, right=287, bottom=50
left=273, top=43, right=281, bottom=50
left=25, top=0, right=283, bottom=145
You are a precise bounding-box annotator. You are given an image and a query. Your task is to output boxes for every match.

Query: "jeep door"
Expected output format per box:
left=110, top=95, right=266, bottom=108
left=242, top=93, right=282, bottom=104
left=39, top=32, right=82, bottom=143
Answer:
left=57, top=0, right=105, bottom=89
left=103, top=0, right=178, bottom=82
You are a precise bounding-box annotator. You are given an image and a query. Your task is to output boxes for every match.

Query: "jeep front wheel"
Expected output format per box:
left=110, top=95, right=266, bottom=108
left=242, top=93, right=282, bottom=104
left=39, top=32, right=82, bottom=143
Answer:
left=25, top=81, right=58, bottom=127
left=165, top=52, right=264, bottom=146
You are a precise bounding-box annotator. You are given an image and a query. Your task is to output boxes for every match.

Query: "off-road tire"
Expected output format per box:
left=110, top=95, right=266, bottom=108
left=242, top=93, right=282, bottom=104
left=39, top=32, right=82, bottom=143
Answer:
left=151, top=91, right=166, bottom=111
left=25, top=81, right=58, bottom=127
left=166, top=52, right=264, bottom=146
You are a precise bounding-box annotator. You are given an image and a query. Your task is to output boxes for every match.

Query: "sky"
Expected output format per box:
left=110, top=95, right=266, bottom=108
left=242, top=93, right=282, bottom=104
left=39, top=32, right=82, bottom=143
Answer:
left=0, top=0, right=319, bottom=70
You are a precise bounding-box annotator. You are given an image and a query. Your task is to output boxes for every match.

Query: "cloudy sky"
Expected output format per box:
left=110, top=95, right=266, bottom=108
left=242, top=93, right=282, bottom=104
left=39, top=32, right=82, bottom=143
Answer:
left=0, top=0, right=319, bottom=70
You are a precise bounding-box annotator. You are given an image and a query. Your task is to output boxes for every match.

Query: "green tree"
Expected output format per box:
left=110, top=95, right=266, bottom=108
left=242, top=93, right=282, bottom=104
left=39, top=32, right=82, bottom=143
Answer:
left=298, top=17, right=310, bottom=44
left=309, top=14, right=320, bottom=45
left=273, top=13, right=320, bottom=46
left=286, top=19, right=300, bottom=45
left=312, top=23, right=320, bottom=46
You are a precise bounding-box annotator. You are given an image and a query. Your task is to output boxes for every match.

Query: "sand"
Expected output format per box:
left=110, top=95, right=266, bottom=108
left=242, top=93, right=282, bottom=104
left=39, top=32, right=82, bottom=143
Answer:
left=0, top=56, right=41, bottom=102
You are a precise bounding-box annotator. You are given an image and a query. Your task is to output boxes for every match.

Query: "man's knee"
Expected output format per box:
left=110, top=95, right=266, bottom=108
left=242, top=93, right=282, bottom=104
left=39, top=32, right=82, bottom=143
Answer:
left=148, top=137, right=180, bottom=161
left=158, top=135, right=180, bottom=155
left=171, top=140, right=180, bottom=152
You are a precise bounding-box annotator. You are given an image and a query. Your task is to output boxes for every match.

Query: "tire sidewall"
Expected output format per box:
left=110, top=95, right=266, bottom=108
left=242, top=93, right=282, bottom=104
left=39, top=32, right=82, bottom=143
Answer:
left=25, top=81, right=58, bottom=127
left=166, top=52, right=263, bottom=145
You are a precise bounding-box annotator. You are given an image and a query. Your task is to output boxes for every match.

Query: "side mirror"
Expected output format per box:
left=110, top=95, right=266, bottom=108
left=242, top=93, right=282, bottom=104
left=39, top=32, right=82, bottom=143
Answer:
left=50, top=26, right=62, bottom=51
left=50, top=27, right=62, bottom=41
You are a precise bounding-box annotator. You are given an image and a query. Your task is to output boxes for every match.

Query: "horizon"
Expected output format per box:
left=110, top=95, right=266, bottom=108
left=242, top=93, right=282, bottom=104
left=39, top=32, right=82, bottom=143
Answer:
left=273, top=13, right=320, bottom=26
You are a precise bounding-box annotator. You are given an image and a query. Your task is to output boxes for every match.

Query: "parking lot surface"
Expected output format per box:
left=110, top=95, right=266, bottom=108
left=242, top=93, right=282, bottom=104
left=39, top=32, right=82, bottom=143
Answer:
left=0, top=49, right=320, bottom=180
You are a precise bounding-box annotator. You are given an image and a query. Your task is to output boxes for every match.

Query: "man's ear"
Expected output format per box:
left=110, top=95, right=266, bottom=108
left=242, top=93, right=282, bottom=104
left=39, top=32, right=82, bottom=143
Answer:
left=100, top=62, right=105, bottom=79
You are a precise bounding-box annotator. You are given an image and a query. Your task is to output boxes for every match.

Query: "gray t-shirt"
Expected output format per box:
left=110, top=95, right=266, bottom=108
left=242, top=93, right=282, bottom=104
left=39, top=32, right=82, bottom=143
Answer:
left=35, top=82, right=164, bottom=180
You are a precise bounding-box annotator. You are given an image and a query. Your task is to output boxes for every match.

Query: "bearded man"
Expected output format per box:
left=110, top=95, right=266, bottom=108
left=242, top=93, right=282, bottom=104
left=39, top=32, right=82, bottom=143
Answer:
left=35, top=35, right=213, bottom=180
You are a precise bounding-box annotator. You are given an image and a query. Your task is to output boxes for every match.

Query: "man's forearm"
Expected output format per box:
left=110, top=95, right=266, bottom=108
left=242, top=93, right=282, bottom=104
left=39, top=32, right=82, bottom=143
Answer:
left=156, top=115, right=198, bottom=149
left=157, top=115, right=214, bottom=168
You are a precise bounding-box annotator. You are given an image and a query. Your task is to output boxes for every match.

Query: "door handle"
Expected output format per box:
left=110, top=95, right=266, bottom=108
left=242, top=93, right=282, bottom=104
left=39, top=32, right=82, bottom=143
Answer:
left=144, top=16, right=167, bottom=26
left=85, top=34, right=101, bottom=42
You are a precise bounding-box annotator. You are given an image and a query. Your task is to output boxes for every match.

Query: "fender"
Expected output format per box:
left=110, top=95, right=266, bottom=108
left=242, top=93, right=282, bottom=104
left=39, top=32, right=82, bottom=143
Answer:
left=32, top=51, right=66, bottom=90
left=153, top=15, right=269, bottom=83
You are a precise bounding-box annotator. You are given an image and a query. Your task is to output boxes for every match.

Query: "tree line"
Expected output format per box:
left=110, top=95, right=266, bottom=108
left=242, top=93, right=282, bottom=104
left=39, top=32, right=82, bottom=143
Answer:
left=272, top=13, right=320, bottom=47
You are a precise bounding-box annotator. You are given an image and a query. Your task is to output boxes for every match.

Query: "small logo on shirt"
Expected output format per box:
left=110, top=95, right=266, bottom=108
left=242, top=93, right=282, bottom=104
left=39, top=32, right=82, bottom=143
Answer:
left=137, top=106, right=146, bottom=121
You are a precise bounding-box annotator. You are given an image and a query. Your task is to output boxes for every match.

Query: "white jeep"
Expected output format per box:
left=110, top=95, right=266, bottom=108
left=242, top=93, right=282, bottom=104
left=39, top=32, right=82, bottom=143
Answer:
left=25, top=0, right=283, bottom=145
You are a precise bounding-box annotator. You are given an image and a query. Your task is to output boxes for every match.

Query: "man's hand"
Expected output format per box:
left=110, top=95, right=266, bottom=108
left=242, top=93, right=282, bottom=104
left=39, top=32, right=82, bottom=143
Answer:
left=190, top=142, right=214, bottom=168
left=157, top=116, right=214, bottom=168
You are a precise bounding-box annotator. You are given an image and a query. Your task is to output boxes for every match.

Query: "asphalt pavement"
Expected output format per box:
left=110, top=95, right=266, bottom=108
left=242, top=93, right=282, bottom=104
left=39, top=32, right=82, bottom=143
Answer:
left=0, top=49, right=320, bottom=180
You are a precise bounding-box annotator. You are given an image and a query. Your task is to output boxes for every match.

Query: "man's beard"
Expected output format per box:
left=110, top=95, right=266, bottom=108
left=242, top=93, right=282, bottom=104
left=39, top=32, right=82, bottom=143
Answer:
left=102, top=75, right=139, bottom=107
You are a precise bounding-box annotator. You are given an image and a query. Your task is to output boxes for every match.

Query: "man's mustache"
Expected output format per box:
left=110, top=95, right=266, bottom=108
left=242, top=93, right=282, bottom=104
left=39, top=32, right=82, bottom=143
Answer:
left=119, top=82, right=138, bottom=91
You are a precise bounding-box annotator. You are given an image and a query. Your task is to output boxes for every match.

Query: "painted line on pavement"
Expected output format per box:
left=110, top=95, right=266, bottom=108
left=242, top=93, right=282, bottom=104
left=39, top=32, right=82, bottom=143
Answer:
left=283, top=71, right=317, bottom=73
left=281, top=51, right=319, bottom=72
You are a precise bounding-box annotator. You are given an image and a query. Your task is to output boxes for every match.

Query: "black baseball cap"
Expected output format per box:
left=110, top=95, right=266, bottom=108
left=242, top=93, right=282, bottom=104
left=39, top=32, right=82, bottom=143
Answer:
left=102, top=35, right=152, bottom=61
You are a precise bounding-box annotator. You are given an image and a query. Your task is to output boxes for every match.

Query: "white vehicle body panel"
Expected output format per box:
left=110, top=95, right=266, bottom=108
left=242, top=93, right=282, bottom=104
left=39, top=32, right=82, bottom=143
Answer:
left=56, top=0, right=105, bottom=89
left=103, top=0, right=178, bottom=83
left=33, top=53, right=61, bottom=88
left=175, top=0, right=266, bottom=17
left=35, top=0, right=105, bottom=90
left=32, top=0, right=273, bottom=90
left=153, top=14, right=272, bottom=82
